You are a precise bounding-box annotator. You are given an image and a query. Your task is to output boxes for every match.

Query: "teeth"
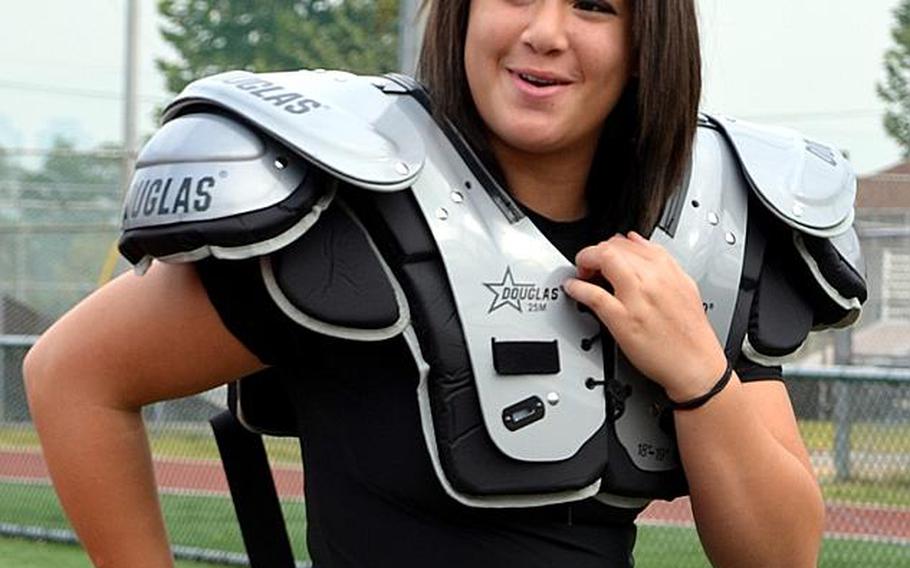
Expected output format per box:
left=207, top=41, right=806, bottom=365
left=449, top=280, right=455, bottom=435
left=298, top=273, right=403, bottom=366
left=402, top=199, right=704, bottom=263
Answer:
left=519, top=73, right=558, bottom=87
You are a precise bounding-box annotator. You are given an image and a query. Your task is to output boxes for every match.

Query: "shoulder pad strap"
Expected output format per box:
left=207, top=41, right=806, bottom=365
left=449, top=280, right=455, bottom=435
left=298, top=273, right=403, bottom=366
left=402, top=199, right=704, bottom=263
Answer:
left=119, top=112, right=334, bottom=268
left=705, top=113, right=856, bottom=237
left=164, top=69, right=426, bottom=192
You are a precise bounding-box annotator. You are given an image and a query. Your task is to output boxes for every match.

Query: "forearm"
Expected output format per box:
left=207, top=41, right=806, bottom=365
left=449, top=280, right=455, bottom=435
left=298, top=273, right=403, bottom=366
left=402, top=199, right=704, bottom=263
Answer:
left=28, top=381, right=173, bottom=568
left=674, top=375, right=824, bottom=568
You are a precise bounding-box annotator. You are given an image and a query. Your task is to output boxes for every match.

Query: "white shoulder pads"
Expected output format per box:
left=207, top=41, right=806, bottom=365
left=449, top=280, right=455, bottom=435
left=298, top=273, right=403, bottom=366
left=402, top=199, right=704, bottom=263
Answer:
left=707, top=114, right=856, bottom=238
left=164, top=69, right=426, bottom=191
left=699, top=115, right=867, bottom=364
left=119, top=111, right=334, bottom=269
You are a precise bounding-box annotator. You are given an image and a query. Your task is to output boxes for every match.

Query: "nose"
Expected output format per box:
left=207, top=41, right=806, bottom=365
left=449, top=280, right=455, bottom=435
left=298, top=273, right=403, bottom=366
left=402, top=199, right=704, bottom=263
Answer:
left=520, top=0, right=570, bottom=55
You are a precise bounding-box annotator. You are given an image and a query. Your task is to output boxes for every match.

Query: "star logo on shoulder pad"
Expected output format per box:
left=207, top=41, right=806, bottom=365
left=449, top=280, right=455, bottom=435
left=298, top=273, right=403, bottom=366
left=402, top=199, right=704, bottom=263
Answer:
left=484, top=267, right=534, bottom=314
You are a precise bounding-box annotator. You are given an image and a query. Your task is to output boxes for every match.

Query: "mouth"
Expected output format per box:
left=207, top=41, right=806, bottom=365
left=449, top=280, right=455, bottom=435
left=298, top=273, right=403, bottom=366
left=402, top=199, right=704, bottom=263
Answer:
left=508, top=69, right=573, bottom=90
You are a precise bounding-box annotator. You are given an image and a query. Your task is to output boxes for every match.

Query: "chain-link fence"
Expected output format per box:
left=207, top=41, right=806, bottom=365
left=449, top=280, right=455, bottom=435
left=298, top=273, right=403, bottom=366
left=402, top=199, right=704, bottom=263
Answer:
left=2, top=153, right=910, bottom=566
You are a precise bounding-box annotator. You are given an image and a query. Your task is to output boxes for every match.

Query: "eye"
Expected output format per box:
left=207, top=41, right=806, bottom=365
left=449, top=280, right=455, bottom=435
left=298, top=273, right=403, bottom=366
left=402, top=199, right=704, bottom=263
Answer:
left=573, top=0, right=618, bottom=15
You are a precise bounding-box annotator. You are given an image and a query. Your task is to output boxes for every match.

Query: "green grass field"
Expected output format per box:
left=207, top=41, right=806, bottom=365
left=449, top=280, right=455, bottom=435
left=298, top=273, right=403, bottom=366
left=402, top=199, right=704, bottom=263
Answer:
left=823, top=478, right=910, bottom=508
left=2, top=422, right=909, bottom=565
left=4, top=418, right=910, bottom=462
left=2, top=419, right=905, bottom=461
left=799, top=420, right=910, bottom=454
left=6, top=429, right=906, bottom=508
left=0, top=538, right=228, bottom=568
left=5, top=420, right=909, bottom=458
left=2, top=526, right=907, bottom=567
left=634, top=525, right=910, bottom=567
left=0, top=425, right=302, bottom=465
left=0, top=481, right=308, bottom=559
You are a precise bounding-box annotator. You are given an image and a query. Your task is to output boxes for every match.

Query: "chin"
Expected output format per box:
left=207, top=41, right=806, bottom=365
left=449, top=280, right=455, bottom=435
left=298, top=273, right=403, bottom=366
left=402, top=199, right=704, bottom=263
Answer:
left=498, top=128, right=572, bottom=155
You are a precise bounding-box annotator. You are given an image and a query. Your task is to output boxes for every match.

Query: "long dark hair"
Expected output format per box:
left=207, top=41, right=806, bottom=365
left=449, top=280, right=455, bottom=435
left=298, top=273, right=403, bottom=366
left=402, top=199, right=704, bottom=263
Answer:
left=417, top=0, right=702, bottom=235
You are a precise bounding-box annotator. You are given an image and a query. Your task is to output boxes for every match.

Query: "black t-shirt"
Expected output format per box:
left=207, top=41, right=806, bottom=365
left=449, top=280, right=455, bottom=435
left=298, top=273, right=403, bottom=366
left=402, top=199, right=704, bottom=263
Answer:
left=196, top=208, right=780, bottom=568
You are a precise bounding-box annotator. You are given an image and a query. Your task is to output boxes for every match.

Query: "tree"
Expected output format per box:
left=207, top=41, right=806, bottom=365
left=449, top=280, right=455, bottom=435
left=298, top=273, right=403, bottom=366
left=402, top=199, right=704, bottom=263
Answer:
left=13, top=138, right=121, bottom=212
left=157, top=0, right=399, bottom=96
left=0, top=146, right=19, bottom=182
left=22, top=138, right=120, bottom=198
left=0, top=146, right=25, bottom=216
left=879, top=0, right=910, bottom=157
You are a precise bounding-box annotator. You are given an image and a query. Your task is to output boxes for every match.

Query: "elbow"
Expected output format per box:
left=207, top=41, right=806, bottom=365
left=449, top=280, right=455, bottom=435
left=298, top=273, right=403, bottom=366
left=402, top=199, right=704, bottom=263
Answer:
left=23, top=332, right=117, bottom=422
left=23, top=339, right=46, bottom=411
left=23, top=335, right=62, bottom=421
left=804, top=477, right=827, bottom=564
left=701, top=473, right=826, bottom=568
left=760, top=476, right=825, bottom=568
left=765, top=478, right=826, bottom=568
left=24, top=326, right=144, bottom=422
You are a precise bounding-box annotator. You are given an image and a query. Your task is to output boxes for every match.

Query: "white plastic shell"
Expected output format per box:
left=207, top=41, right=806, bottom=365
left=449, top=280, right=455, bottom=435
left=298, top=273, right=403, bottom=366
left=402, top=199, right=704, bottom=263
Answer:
left=164, top=69, right=425, bottom=192
left=711, top=115, right=856, bottom=238
left=122, top=113, right=307, bottom=231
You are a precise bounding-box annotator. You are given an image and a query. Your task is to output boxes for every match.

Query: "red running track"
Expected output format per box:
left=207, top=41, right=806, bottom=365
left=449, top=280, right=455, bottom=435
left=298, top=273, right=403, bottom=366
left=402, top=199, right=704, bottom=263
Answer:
left=3, top=448, right=908, bottom=542
left=0, top=448, right=303, bottom=498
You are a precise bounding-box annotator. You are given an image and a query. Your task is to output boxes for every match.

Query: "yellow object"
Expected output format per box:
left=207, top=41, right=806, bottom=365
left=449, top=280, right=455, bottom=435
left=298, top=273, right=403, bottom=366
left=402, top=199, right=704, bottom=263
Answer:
left=97, top=240, right=121, bottom=287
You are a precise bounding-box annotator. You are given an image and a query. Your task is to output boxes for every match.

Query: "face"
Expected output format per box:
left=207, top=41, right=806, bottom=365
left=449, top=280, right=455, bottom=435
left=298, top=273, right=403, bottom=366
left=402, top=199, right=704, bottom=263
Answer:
left=464, top=0, right=632, bottom=157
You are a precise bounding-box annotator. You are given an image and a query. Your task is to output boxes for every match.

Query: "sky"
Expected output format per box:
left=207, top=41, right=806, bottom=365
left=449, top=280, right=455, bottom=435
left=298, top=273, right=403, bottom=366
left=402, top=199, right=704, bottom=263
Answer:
left=0, top=0, right=904, bottom=175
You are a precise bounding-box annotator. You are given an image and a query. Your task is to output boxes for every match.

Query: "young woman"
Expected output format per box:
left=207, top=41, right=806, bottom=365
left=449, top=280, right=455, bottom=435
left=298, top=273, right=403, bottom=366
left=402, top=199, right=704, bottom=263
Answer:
left=24, top=1, right=829, bottom=566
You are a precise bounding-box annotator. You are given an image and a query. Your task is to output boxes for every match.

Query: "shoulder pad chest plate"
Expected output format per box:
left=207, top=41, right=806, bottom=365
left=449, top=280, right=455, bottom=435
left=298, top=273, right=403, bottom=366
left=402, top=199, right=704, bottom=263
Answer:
left=165, top=69, right=426, bottom=192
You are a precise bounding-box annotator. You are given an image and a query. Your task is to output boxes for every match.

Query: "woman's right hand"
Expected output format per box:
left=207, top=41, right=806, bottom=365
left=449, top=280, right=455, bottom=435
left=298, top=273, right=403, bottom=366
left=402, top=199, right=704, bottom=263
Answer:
left=23, top=262, right=265, bottom=567
left=563, top=232, right=728, bottom=404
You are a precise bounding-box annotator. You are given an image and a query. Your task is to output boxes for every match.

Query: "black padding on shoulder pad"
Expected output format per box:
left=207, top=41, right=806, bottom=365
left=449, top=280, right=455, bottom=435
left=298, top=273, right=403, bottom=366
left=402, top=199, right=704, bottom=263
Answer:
left=343, top=189, right=438, bottom=263
left=801, top=235, right=869, bottom=304
left=119, top=167, right=323, bottom=264
left=749, top=250, right=814, bottom=357
left=271, top=203, right=400, bottom=330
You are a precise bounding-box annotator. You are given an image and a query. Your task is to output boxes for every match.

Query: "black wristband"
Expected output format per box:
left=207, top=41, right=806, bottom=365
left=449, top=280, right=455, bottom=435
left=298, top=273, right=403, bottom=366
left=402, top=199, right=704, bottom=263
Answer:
left=666, top=360, right=734, bottom=411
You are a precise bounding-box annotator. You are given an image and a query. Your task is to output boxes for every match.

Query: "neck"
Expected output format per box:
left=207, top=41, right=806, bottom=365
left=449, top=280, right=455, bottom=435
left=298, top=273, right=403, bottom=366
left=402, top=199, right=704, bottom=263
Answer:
left=491, top=137, right=598, bottom=222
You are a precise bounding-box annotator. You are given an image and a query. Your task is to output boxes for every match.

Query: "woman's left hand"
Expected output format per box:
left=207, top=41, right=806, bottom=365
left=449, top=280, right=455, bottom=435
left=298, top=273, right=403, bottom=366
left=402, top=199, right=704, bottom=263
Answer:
left=563, top=231, right=728, bottom=403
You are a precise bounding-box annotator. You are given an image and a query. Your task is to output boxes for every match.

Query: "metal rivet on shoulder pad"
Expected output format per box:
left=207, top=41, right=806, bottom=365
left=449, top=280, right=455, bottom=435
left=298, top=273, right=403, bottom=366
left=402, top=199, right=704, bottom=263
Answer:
left=546, top=392, right=560, bottom=406
left=436, top=208, right=449, bottom=220
left=792, top=203, right=805, bottom=217
left=725, top=232, right=737, bottom=245
left=274, top=157, right=288, bottom=170
left=450, top=191, right=464, bottom=204
left=707, top=212, right=720, bottom=226
left=395, top=162, right=410, bottom=175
